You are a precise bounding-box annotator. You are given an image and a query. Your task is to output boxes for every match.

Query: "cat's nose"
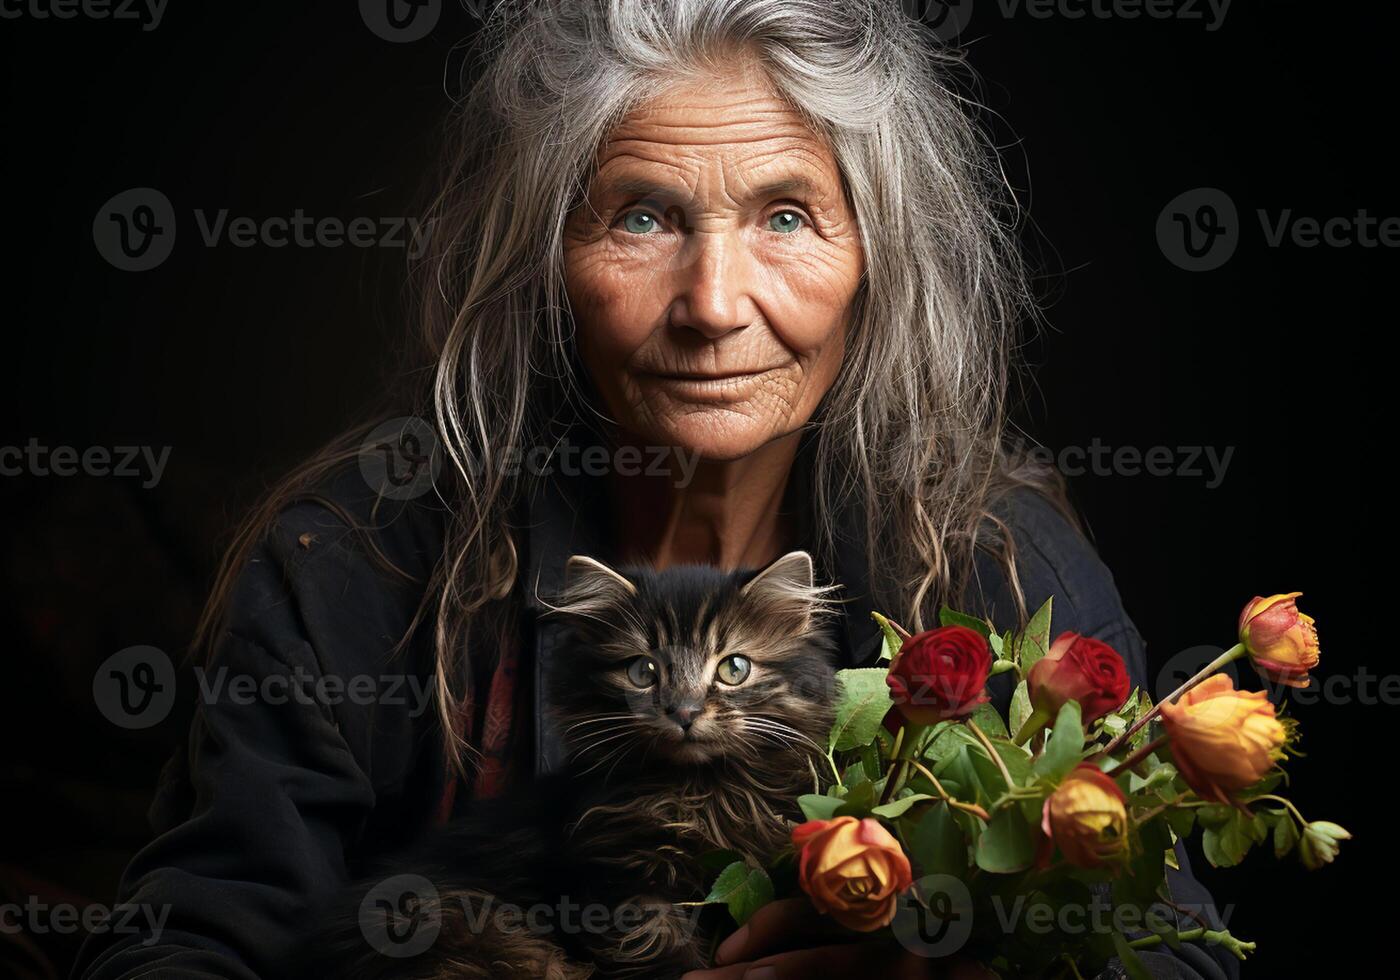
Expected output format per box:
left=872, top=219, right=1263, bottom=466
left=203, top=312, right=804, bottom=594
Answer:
left=667, top=704, right=702, bottom=730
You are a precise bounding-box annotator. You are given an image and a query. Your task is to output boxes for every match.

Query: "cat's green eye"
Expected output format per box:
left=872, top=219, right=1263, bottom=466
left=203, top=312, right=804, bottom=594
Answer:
left=626, top=656, right=659, bottom=688
left=715, top=654, right=752, bottom=686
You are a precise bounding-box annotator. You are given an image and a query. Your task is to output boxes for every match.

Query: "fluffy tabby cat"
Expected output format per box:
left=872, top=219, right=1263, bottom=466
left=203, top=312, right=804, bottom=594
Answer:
left=316, top=550, right=840, bottom=979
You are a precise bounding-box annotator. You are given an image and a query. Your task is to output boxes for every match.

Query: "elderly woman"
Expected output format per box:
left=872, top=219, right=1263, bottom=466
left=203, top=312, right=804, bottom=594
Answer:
left=76, top=2, right=1237, bottom=978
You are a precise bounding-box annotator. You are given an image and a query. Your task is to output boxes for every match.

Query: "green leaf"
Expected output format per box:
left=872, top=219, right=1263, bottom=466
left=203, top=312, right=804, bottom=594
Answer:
left=798, top=794, right=844, bottom=821
left=1009, top=679, right=1034, bottom=739
left=1273, top=813, right=1300, bottom=859
left=833, top=779, right=878, bottom=818
left=829, top=668, right=894, bottom=751
left=988, top=631, right=1007, bottom=661
left=871, top=793, right=936, bottom=819
left=938, top=606, right=992, bottom=637
left=968, top=702, right=1009, bottom=740
left=1165, top=807, right=1196, bottom=839
left=1201, top=808, right=1267, bottom=868
left=704, top=862, right=774, bottom=926
left=1033, top=701, right=1084, bottom=780
left=871, top=612, right=903, bottom=663
left=910, top=803, right=968, bottom=877
left=974, top=804, right=1035, bottom=873
left=1015, top=597, right=1054, bottom=670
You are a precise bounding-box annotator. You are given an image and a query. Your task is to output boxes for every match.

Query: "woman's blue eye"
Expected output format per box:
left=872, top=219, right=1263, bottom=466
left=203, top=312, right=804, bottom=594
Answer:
left=621, top=211, right=659, bottom=234
left=768, top=210, right=804, bottom=234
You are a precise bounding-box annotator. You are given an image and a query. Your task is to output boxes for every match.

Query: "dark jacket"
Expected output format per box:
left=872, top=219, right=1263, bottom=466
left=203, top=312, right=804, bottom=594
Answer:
left=73, top=450, right=1240, bottom=980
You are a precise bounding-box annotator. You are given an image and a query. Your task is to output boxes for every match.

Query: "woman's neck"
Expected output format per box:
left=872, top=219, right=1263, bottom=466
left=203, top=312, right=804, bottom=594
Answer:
left=609, top=431, right=800, bottom=570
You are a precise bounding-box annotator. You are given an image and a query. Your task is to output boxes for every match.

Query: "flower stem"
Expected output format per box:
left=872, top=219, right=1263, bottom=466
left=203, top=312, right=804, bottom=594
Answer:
left=1127, top=927, right=1256, bottom=961
left=908, top=759, right=991, bottom=821
left=879, top=722, right=926, bottom=806
left=1105, top=735, right=1169, bottom=779
left=1102, top=643, right=1247, bottom=755
left=968, top=719, right=1016, bottom=789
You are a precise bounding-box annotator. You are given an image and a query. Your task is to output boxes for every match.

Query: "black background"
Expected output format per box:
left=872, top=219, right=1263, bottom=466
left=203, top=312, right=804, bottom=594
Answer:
left=0, top=1, right=1385, bottom=976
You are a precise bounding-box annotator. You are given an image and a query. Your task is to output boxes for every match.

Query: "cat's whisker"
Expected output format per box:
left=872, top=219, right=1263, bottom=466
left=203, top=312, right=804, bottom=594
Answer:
left=565, top=714, right=638, bottom=733
left=573, top=728, right=637, bottom=761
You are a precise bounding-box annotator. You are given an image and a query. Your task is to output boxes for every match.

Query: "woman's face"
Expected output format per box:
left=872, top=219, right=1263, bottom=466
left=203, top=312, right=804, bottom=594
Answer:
left=564, top=65, right=864, bottom=461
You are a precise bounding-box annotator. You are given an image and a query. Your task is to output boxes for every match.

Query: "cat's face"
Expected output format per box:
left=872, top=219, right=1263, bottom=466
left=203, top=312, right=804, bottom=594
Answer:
left=546, top=552, right=838, bottom=769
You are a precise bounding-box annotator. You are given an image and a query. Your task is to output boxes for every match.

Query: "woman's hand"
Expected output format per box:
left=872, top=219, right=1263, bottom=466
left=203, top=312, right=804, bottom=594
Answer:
left=680, top=898, right=997, bottom=980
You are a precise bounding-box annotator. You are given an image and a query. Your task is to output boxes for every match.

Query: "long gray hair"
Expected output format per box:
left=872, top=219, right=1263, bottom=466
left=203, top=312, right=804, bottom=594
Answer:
left=198, top=0, right=1065, bottom=777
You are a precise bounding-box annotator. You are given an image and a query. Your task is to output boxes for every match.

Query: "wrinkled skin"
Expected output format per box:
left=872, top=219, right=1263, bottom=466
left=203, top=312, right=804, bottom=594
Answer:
left=564, top=63, right=865, bottom=461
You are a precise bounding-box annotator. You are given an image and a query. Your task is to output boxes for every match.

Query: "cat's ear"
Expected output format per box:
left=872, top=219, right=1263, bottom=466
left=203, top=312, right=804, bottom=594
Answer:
left=742, top=551, right=824, bottom=630
left=560, top=554, right=636, bottom=605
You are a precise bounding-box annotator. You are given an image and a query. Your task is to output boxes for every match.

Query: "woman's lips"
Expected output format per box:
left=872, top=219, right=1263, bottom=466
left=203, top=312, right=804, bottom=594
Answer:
left=639, top=367, right=783, bottom=402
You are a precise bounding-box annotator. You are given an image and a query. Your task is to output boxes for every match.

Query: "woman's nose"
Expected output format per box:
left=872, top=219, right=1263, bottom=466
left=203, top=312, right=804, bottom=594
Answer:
left=667, top=233, right=755, bottom=339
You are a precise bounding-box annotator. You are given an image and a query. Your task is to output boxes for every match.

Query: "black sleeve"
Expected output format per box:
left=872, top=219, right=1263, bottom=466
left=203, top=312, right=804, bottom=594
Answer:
left=966, top=488, right=1241, bottom=980
left=72, top=483, right=440, bottom=980
left=73, top=632, right=377, bottom=980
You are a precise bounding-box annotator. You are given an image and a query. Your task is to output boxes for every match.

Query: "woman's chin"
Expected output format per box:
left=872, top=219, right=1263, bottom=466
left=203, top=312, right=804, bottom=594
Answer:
left=638, top=413, right=787, bottom=464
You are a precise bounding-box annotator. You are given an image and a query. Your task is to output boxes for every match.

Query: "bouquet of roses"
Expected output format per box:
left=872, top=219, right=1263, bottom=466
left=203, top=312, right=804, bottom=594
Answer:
left=700, top=592, right=1346, bottom=977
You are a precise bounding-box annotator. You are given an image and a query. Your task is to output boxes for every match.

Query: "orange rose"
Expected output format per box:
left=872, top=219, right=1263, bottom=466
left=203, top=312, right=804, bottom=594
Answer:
left=1040, top=764, right=1129, bottom=869
left=791, top=816, right=912, bottom=931
left=1158, top=673, right=1286, bottom=804
left=1239, top=592, right=1319, bottom=689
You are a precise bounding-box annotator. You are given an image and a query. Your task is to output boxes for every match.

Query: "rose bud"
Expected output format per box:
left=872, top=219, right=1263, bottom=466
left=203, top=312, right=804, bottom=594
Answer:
left=1158, top=674, right=1286, bottom=805
left=1239, top=592, right=1319, bottom=689
left=885, top=625, right=992, bottom=727
left=792, top=816, right=913, bottom=931
left=1299, top=820, right=1352, bottom=870
left=1027, top=632, right=1131, bottom=726
left=1040, top=764, right=1129, bottom=869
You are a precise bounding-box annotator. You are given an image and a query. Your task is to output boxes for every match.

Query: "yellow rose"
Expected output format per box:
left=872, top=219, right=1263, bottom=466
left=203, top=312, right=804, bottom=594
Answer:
left=1159, top=673, right=1286, bottom=804
left=1239, top=592, right=1319, bottom=689
left=791, top=816, right=912, bottom=931
left=1040, top=764, right=1129, bottom=870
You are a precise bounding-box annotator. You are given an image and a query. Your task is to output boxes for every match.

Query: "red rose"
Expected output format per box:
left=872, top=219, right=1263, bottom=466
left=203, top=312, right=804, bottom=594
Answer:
left=1026, top=632, right=1130, bottom=725
left=886, top=625, right=991, bottom=726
